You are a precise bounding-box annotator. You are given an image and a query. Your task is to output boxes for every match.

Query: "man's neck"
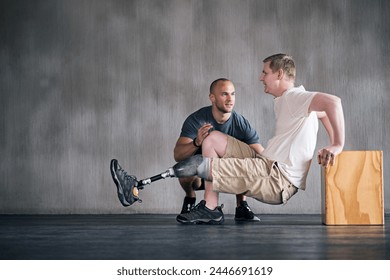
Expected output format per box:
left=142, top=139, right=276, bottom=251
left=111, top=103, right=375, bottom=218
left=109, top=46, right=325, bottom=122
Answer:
left=274, top=82, right=295, bottom=98
left=211, top=107, right=231, bottom=124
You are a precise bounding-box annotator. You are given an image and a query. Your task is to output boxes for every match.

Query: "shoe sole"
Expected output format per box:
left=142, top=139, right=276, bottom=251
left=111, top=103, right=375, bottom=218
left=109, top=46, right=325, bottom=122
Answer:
left=234, top=216, right=261, bottom=222
left=176, top=216, right=224, bottom=225
left=110, top=159, right=130, bottom=207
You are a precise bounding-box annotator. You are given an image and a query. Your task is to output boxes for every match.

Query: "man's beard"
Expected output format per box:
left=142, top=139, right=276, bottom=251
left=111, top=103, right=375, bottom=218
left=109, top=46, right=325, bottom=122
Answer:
left=215, top=103, right=233, bottom=114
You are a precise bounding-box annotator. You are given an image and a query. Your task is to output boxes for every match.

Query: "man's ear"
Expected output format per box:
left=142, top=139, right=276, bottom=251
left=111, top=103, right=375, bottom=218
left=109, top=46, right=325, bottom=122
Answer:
left=209, top=93, right=215, bottom=103
left=277, top=69, right=284, bottom=80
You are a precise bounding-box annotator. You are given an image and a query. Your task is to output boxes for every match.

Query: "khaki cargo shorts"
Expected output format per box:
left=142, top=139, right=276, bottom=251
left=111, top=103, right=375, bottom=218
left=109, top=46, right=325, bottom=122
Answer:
left=211, top=135, right=298, bottom=205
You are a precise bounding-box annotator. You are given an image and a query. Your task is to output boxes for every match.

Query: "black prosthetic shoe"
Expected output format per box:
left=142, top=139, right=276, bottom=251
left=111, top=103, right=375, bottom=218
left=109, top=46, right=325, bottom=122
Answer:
left=234, top=201, right=260, bottom=222
left=172, top=154, right=204, bottom=177
left=176, top=200, right=224, bottom=225
left=110, top=159, right=140, bottom=206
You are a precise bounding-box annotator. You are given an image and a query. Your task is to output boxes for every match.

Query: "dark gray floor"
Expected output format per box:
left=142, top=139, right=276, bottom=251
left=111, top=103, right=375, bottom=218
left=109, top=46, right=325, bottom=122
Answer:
left=0, top=214, right=389, bottom=260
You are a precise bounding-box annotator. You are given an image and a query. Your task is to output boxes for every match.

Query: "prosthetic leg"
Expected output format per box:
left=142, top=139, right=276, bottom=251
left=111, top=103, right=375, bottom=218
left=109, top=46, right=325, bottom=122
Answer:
left=110, top=155, right=207, bottom=206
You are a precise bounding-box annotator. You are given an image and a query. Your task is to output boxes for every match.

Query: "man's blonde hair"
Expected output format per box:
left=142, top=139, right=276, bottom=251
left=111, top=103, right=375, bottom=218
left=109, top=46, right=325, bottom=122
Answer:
left=263, top=54, right=296, bottom=80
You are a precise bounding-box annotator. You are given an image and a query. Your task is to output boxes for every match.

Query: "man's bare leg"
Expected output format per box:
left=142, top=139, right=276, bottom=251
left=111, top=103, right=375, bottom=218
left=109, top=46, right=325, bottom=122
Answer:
left=201, top=131, right=229, bottom=210
left=200, top=131, right=260, bottom=222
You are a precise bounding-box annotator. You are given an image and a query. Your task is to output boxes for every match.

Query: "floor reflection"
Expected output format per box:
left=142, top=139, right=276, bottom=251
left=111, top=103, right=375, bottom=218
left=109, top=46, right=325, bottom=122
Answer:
left=324, top=226, right=386, bottom=259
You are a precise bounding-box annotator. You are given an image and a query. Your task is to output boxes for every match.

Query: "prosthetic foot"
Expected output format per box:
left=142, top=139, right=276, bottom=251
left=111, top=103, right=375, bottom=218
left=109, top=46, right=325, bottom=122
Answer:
left=110, top=155, right=209, bottom=206
left=110, top=159, right=142, bottom=206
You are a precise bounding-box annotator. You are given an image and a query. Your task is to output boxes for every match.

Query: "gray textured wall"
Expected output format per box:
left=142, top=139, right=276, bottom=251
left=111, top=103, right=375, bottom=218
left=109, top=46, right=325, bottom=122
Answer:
left=0, top=0, right=389, bottom=215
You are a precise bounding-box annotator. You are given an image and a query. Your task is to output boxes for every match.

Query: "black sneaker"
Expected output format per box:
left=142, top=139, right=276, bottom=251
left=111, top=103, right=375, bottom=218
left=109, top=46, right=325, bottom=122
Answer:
left=110, top=159, right=140, bottom=206
left=176, top=200, right=224, bottom=225
left=180, top=197, right=196, bottom=214
left=234, top=201, right=260, bottom=222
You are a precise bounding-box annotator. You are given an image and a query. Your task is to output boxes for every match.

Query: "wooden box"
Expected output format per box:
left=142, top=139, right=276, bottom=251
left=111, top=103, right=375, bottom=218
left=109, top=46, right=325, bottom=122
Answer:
left=321, top=150, right=384, bottom=225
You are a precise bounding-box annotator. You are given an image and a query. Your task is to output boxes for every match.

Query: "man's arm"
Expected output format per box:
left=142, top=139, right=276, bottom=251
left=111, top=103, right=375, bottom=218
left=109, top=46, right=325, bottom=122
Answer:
left=173, top=137, right=199, bottom=162
left=174, top=123, right=213, bottom=162
left=317, top=111, right=334, bottom=144
left=309, top=92, right=345, bottom=167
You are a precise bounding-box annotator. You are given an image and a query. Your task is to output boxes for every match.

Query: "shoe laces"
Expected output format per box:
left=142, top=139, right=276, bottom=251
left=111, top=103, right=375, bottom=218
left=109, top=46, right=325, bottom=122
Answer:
left=192, top=201, right=224, bottom=212
left=119, top=167, right=137, bottom=183
left=191, top=202, right=203, bottom=212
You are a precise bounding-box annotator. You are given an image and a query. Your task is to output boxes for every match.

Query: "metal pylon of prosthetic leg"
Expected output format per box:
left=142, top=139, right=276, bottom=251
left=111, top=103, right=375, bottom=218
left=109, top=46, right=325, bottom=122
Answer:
left=134, top=155, right=204, bottom=192
left=136, top=168, right=176, bottom=189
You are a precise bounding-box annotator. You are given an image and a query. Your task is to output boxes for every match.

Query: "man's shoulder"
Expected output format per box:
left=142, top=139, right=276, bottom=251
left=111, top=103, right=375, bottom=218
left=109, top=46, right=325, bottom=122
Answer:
left=182, top=106, right=211, bottom=125
left=230, top=110, right=249, bottom=122
left=191, top=106, right=211, bottom=115
left=186, top=106, right=211, bottom=119
left=284, top=85, right=314, bottom=97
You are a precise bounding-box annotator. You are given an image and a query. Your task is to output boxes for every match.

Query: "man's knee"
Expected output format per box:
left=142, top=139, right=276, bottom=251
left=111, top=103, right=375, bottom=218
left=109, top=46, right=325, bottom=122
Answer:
left=203, top=130, right=225, bottom=146
left=202, top=131, right=228, bottom=157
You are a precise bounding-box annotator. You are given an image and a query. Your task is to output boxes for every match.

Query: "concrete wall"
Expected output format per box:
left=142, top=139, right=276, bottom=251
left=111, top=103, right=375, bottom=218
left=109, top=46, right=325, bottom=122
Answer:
left=1, top=0, right=389, bottom=214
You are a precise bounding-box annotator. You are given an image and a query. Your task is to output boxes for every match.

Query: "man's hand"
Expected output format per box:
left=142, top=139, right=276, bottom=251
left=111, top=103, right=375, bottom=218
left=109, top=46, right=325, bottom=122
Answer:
left=317, top=145, right=343, bottom=167
left=195, top=123, right=213, bottom=146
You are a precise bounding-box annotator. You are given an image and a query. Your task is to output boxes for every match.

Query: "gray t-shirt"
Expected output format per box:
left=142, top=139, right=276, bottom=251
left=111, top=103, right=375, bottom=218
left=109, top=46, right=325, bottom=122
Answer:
left=180, top=106, right=260, bottom=146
